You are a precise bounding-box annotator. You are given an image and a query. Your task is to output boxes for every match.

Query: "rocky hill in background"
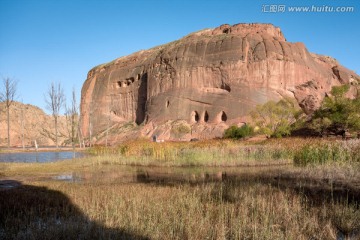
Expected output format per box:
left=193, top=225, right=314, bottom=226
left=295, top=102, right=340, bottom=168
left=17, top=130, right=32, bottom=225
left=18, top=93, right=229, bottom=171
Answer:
left=80, top=23, right=359, bottom=144
left=0, top=102, right=70, bottom=147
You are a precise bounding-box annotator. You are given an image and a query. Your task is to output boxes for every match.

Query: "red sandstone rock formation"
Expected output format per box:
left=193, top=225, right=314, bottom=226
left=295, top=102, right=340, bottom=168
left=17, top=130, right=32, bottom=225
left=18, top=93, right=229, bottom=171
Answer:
left=80, top=23, right=359, bottom=143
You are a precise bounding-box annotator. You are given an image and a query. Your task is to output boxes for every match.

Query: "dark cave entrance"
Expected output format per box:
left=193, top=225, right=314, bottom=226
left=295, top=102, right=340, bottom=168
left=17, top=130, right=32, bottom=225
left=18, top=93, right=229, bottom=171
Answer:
left=221, top=111, right=227, bottom=122
left=135, top=73, right=148, bottom=125
left=203, top=111, right=209, bottom=122
left=191, top=111, right=200, bottom=123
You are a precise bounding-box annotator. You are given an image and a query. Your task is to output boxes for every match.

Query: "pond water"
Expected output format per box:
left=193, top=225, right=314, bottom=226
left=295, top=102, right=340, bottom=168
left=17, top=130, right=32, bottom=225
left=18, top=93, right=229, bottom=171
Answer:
left=53, top=165, right=290, bottom=185
left=0, top=151, right=85, bottom=163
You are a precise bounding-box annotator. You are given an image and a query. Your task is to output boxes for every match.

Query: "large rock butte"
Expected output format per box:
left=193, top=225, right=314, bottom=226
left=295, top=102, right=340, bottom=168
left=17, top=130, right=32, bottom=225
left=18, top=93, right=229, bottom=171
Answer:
left=80, top=23, right=359, bottom=143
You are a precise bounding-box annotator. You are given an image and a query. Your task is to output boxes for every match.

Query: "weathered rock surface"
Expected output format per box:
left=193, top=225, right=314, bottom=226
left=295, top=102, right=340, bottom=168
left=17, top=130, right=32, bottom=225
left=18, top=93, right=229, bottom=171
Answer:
left=0, top=102, right=70, bottom=147
left=80, top=23, right=359, bottom=143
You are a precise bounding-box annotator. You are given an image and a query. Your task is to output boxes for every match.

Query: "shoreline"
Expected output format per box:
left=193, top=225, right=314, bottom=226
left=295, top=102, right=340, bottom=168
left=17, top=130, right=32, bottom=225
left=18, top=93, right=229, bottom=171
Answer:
left=0, top=147, right=87, bottom=153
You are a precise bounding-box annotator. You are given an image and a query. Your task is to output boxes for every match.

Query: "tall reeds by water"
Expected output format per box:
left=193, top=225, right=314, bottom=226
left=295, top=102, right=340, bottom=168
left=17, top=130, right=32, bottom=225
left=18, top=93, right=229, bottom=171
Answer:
left=1, top=138, right=359, bottom=239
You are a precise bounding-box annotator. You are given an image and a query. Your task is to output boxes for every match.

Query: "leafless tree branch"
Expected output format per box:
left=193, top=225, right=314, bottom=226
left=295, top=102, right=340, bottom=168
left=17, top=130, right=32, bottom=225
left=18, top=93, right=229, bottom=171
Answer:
left=45, top=82, right=65, bottom=148
left=0, top=77, right=18, bottom=148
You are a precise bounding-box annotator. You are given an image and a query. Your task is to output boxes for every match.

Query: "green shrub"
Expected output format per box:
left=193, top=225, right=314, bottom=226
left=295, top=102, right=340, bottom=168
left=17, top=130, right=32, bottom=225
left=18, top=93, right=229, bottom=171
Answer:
left=171, top=123, right=191, bottom=138
left=223, top=126, right=238, bottom=139
left=224, top=125, right=254, bottom=139
left=250, top=97, right=303, bottom=138
left=310, top=85, right=360, bottom=136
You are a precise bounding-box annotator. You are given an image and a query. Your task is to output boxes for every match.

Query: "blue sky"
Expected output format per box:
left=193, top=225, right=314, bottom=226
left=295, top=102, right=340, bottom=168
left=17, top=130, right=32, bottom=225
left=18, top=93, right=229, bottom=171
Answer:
left=0, top=0, right=359, bottom=113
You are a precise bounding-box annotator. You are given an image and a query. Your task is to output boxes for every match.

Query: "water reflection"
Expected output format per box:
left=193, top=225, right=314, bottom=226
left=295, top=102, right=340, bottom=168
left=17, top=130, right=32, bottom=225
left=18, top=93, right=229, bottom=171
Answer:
left=0, top=151, right=85, bottom=163
left=52, top=165, right=360, bottom=207
left=54, top=166, right=288, bottom=185
left=53, top=173, right=81, bottom=182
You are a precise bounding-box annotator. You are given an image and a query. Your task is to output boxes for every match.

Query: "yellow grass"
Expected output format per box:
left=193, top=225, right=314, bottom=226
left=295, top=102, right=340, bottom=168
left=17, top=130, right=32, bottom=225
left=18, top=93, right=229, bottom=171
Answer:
left=2, top=177, right=359, bottom=239
left=1, top=137, right=359, bottom=239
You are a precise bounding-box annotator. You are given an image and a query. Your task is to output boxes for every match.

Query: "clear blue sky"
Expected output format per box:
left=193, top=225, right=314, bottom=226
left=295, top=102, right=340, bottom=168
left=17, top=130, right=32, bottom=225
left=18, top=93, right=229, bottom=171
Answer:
left=0, top=0, right=359, bottom=113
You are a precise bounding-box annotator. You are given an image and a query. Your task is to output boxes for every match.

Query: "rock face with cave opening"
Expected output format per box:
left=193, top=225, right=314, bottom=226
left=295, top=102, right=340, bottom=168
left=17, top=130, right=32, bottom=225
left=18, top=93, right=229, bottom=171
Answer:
left=80, top=23, right=359, bottom=143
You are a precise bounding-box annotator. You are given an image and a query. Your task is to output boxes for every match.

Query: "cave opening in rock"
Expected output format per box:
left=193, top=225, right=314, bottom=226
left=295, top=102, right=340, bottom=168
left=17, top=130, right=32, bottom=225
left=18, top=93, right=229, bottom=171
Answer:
left=116, top=81, right=122, bottom=88
left=204, top=111, right=209, bottom=122
left=222, top=28, right=230, bottom=34
left=126, top=77, right=135, bottom=83
left=221, top=83, right=231, bottom=92
left=221, top=111, right=227, bottom=122
left=191, top=111, right=199, bottom=123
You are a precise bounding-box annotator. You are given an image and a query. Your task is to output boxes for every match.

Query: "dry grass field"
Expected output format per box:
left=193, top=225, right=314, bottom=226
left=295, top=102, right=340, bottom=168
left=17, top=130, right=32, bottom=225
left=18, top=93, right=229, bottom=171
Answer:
left=1, top=138, right=359, bottom=239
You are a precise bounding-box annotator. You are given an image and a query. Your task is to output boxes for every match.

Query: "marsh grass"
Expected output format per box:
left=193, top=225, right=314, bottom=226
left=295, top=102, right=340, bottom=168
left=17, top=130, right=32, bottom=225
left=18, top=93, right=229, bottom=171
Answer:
left=2, top=178, right=359, bottom=239
left=1, top=138, right=359, bottom=239
left=294, top=139, right=360, bottom=166
left=87, top=139, right=293, bottom=167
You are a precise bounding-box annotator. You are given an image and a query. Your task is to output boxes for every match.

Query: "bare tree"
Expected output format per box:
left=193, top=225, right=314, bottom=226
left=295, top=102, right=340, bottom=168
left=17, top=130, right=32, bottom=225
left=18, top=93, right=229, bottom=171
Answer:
left=65, top=87, right=78, bottom=150
left=45, top=82, right=65, bottom=149
left=0, top=77, right=18, bottom=148
left=77, top=119, right=85, bottom=148
left=20, top=99, right=25, bottom=150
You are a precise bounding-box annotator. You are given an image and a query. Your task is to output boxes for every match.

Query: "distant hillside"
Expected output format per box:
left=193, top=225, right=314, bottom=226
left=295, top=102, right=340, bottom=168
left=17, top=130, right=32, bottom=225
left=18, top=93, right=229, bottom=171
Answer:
left=0, top=102, right=71, bottom=147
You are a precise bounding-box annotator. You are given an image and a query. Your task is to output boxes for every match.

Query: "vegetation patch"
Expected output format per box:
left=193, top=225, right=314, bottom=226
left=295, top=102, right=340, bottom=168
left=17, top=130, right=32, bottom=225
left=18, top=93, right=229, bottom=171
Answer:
left=250, top=97, right=303, bottom=138
left=1, top=138, right=359, bottom=239
left=309, top=85, right=360, bottom=137
left=170, top=122, right=191, bottom=139
left=223, top=124, right=254, bottom=139
left=294, top=139, right=360, bottom=166
left=85, top=139, right=293, bottom=167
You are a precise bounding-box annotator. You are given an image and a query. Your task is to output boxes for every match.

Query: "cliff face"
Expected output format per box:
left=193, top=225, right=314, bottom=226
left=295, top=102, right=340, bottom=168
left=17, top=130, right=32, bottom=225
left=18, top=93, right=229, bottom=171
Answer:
left=0, top=102, right=69, bottom=147
left=80, top=23, right=359, bottom=143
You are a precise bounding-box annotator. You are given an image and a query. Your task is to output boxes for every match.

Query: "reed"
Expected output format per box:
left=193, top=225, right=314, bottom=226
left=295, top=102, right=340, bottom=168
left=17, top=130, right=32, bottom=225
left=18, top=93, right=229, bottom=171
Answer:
left=1, top=178, right=358, bottom=239
left=1, top=137, right=359, bottom=239
left=294, top=139, right=360, bottom=166
left=86, top=139, right=293, bottom=167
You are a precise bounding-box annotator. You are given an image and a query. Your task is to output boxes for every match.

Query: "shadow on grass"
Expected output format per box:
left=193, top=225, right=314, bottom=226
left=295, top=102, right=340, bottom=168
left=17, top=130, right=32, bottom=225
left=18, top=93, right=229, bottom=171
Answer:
left=136, top=169, right=360, bottom=206
left=0, top=180, right=149, bottom=240
left=267, top=175, right=360, bottom=207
